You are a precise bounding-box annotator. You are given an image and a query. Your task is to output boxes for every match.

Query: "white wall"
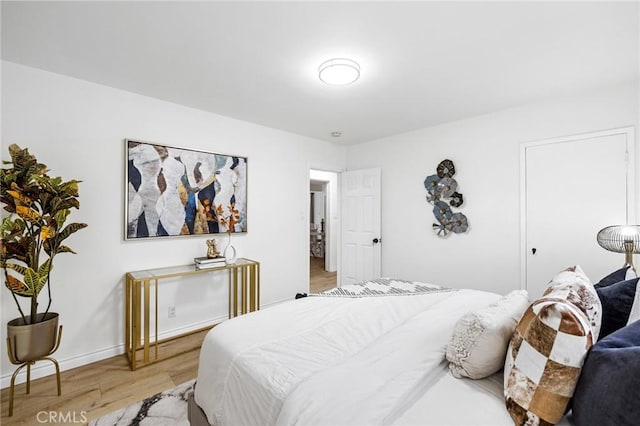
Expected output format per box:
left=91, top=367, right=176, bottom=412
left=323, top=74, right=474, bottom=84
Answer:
left=346, top=82, right=639, bottom=296
left=0, top=61, right=346, bottom=386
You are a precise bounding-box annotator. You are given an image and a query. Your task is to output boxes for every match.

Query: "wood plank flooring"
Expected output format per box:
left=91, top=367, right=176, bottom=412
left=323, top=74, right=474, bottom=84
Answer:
left=1, top=262, right=335, bottom=425
left=309, top=256, right=337, bottom=293
left=1, top=329, right=207, bottom=425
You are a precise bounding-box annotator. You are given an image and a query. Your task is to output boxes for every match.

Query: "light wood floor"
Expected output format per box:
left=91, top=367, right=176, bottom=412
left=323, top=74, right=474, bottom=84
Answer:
left=310, top=256, right=337, bottom=293
left=1, top=329, right=207, bottom=425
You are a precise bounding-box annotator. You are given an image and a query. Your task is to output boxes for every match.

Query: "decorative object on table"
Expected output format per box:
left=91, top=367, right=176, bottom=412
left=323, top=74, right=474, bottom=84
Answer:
left=125, top=139, right=247, bottom=240
left=206, top=239, right=220, bottom=258
left=194, top=256, right=225, bottom=269
left=596, top=225, right=640, bottom=273
left=0, top=144, right=88, bottom=416
left=216, top=203, right=240, bottom=264
left=423, top=159, right=468, bottom=237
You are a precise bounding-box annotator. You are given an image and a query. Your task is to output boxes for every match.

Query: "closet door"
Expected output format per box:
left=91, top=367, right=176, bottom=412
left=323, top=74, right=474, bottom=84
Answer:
left=522, top=127, right=635, bottom=298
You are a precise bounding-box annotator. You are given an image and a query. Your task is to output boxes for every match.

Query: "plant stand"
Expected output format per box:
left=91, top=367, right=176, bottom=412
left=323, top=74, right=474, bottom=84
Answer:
left=6, top=325, right=63, bottom=417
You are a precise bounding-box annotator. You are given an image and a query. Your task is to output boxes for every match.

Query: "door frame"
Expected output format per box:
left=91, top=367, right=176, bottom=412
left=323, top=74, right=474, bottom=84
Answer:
left=519, top=126, right=636, bottom=290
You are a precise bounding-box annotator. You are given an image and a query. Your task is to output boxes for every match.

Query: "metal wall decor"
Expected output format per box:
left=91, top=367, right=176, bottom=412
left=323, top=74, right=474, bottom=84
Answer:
left=424, top=159, right=469, bottom=237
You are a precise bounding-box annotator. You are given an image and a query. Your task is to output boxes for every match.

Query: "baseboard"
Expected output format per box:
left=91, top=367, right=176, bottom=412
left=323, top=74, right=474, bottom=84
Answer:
left=155, top=316, right=224, bottom=341
left=0, top=299, right=292, bottom=389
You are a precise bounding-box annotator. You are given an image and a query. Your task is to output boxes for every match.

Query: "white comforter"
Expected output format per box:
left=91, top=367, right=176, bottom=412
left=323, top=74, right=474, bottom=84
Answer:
left=195, top=288, right=502, bottom=426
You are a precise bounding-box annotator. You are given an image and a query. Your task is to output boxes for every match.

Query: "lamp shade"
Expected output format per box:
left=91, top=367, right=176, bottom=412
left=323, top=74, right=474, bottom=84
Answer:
left=596, top=225, right=640, bottom=253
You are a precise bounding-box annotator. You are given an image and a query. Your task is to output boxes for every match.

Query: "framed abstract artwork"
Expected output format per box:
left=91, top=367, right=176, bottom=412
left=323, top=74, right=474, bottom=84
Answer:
left=125, top=139, right=247, bottom=239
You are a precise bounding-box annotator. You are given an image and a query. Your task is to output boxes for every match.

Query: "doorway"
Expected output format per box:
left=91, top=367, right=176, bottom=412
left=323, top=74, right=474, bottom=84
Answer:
left=309, top=170, right=338, bottom=293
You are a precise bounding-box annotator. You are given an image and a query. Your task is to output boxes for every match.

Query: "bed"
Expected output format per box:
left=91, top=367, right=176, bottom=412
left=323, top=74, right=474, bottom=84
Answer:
left=189, top=277, right=582, bottom=426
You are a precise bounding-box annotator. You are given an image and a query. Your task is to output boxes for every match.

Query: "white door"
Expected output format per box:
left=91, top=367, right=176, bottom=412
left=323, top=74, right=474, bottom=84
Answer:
left=340, top=168, right=381, bottom=286
left=522, top=128, right=635, bottom=298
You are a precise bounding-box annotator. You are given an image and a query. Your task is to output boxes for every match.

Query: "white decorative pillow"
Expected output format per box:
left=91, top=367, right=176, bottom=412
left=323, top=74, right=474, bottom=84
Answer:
left=446, top=290, right=530, bottom=379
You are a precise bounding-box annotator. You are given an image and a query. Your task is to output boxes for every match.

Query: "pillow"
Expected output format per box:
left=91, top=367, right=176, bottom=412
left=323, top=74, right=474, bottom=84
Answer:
left=572, top=319, right=640, bottom=425
left=627, top=282, right=640, bottom=325
left=503, top=300, right=594, bottom=425
left=541, top=265, right=601, bottom=340
left=446, top=290, right=529, bottom=379
left=595, top=265, right=636, bottom=288
left=504, top=266, right=600, bottom=425
left=596, top=277, right=639, bottom=339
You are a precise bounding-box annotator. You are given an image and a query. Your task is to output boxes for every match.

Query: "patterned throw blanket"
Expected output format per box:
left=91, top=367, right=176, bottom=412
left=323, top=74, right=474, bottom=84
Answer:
left=311, top=277, right=458, bottom=298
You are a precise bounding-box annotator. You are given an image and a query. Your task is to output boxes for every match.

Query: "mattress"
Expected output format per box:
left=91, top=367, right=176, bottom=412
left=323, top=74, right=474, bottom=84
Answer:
left=195, top=285, right=530, bottom=425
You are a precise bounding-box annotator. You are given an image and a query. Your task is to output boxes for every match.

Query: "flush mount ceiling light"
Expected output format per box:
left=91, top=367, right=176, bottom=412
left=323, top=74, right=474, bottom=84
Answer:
left=318, top=58, right=360, bottom=86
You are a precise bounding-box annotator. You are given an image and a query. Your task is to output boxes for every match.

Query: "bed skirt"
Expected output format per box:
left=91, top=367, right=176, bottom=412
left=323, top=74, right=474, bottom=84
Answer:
left=188, top=393, right=211, bottom=426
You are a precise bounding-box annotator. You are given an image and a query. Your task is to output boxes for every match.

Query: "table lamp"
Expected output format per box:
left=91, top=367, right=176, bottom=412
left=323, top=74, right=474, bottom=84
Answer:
left=596, top=225, right=640, bottom=273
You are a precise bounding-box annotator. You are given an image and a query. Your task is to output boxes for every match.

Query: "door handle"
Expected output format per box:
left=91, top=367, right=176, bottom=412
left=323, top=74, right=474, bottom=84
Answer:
left=532, top=248, right=537, bottom=255
left=373, top=238, right=381, bottom=244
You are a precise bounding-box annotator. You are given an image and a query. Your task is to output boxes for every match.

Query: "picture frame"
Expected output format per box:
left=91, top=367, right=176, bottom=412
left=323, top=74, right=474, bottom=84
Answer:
left=125, top=139, right=247, bottom=240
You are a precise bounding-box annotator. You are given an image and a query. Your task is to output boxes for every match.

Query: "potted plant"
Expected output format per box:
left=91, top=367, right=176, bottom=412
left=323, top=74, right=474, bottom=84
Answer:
left=1, top=144, right=87, bottom=362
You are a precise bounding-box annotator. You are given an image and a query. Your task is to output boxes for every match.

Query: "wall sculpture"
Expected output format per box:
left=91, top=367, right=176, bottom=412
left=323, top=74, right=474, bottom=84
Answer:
left=424, top=159, right=468, bottom=237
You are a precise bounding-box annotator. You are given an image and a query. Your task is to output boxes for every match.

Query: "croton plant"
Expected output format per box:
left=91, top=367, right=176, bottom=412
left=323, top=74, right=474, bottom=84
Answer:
left=1, top=144, right=87, bottom=324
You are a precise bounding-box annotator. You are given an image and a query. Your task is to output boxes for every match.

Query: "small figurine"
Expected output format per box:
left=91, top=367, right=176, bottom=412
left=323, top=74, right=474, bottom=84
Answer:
left=206, top=239, right=220, bottom=258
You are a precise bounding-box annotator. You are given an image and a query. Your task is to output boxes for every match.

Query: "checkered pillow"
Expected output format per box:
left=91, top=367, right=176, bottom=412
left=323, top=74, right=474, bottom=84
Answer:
left=541, top=265, right=601, bottom=340
left=504, top=267, right=599, bottom=425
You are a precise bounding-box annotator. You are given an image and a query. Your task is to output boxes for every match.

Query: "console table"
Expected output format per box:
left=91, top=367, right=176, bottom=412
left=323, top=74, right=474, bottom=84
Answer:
left=124, top=258, right=260, bottom=370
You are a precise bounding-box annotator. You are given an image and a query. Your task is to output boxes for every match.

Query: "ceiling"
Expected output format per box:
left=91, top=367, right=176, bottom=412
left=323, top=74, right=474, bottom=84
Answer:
left=2, top=1, right=638, bottom=145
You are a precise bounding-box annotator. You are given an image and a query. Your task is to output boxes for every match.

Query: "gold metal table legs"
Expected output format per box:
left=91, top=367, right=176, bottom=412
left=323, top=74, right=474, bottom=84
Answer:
left=125, top=259, right=260, bottom=370
left=228, top=262, right=260, bottom=317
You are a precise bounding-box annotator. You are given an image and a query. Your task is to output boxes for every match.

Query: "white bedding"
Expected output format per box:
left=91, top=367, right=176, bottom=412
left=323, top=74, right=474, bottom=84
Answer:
left=396, top=363, right=513, bottom=425
left=195, top=287, right=512, bottom=426
left=397, top=364, right=573, bottom=426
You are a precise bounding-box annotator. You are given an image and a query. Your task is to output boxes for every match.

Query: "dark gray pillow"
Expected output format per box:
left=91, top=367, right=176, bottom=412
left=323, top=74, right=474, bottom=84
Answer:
left=595, top=266, right=634, bottom=288
left=572, top=320, right=640, bottom=426
left=596, top=278, right=639, bottom=339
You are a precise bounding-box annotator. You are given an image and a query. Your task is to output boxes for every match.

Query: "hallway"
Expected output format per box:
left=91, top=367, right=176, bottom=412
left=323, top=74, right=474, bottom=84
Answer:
left=309, top=256, right=337, bottom=293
